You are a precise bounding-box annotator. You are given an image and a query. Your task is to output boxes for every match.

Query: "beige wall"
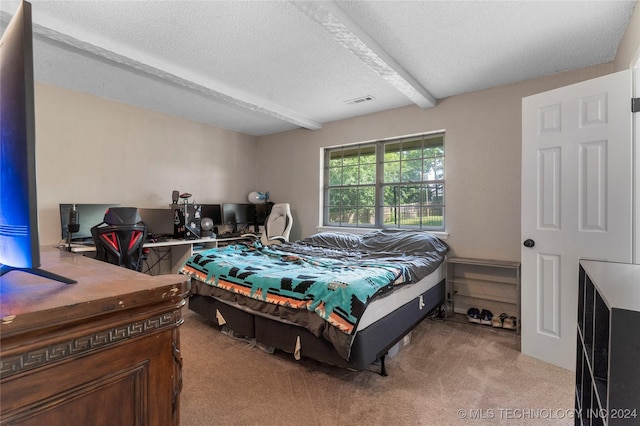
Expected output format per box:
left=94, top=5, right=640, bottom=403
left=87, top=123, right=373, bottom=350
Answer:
left=256, top=64, right=613, bottom=261
left=35, top=83, right=258, bottom=245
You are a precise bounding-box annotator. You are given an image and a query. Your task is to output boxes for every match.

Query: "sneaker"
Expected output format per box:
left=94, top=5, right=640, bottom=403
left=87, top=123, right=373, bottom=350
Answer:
left=503, top=316, right=518, bottom=330
left=479, top=309, right=493, bottom=325
left=492, top=313, right=508, bottom=328
left=466, top=308, right=481, bottom=324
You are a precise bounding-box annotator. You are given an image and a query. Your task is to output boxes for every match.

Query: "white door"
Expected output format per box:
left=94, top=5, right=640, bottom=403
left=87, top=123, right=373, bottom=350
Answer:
left=521, top=70, right=632, bottom=371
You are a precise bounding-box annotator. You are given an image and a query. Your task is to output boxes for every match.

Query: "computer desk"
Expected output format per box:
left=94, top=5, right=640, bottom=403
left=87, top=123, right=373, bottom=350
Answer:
left=62, top=234, right=259, bottom=275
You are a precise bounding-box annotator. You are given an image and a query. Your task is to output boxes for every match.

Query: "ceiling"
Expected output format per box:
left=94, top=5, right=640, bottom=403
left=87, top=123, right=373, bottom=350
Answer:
left=1, top=1, right=636, bottom=137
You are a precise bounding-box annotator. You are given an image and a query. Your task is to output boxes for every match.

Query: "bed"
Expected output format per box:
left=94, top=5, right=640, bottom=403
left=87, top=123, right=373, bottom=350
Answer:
left=179, top=229, right=449, bottom=375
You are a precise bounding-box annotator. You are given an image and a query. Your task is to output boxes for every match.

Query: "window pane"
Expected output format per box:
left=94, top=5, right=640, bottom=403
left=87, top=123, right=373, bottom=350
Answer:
left=397, top=206, right=421, bottom=227
left=342, top=147, right=360, bottom=165
left=424, top=183, right=444, bottom=205
left=328, top=167, right=342, bottom=186
left=384, top=142, right=401, bottom=161
left=328, top=188, right=341, bottom=206
left=328, top=206, right=342, bottom=223
left=421, top=206, right=443, bottom=227
left=384, top=161, right=400, bottom=183
left=359, top=163, right=376, bottom=184
left=383, top=185, right=398, bottom=205
left=401, top=139, right=423, bottom=160
left=424, top=157, right=444, bottom=180
left=342, top=208, right=358, bottom=225
left=342, top=187, right=357, bottom=206
left=358, top=186, right=375, bottom=206
left=343, top=165, right=358, bottom=185
left=360, top=146, right=376, bottom=164
left=328, top=150, right=343, bottom=167
left=401, top=159, right=422, bottom=182
left=400, top=185, right=421, bottom=204
left=358, top=207, right=375, bottom=225
left=382, top=206, right=398, bottom=226
left=424, top=146, right=444, bottom=158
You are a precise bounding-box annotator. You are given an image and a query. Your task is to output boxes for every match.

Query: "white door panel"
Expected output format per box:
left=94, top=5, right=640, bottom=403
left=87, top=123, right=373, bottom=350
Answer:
left=521, top=70, right=632, bottom=370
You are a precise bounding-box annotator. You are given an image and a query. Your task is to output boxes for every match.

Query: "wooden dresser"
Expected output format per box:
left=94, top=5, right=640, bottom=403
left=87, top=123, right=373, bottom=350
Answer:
left=0, top=248, right=190, bottom=425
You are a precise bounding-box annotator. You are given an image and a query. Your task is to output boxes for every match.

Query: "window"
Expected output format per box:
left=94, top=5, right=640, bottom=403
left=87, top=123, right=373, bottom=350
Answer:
left=324, top=132, right=445, bottom=230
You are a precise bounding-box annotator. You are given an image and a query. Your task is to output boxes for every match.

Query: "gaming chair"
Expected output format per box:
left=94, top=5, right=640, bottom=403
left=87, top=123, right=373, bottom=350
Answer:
left=90, top=207, right=148, bottom=272
left=260, top=203, right=293, bottom=245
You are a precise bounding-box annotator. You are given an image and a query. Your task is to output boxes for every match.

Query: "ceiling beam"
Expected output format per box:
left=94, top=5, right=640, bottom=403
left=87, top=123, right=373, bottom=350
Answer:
left=22, top=9, right=322, bottom=131
left=293, top=1, right=436, bottom=109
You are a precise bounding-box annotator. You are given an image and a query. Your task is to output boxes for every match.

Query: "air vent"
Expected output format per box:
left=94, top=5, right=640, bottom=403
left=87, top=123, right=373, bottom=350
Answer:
left=344, top=95, right=375, bottom=105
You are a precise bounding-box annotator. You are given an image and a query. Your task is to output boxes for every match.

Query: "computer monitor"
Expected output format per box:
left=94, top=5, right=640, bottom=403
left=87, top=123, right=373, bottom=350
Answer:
left=222, top=203, right=251, bottom=233
left=199, top=204, right=222, bottom=225
left=60, top=203, right=120, bottom=242
left=138, top=208, right=175, bottom=237
left=0, top=1, right=75, bottom=283
left=247, top=204, right=270, bottom=225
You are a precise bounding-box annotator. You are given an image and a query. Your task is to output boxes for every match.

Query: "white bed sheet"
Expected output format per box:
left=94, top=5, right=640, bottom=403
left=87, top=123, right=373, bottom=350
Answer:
left=356, top=263, right=444, bottom=331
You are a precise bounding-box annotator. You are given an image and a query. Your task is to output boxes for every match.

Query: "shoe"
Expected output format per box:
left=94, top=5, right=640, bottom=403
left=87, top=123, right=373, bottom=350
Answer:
left=466, top=308, right=481, bottom=324
left=480, top=309, right=493, bottom=325
left=503, top=316, right=517, bottom=330
left=492, top=313, right=508, bottom=328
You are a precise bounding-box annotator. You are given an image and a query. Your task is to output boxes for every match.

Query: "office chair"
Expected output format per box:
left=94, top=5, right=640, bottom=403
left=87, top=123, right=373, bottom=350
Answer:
left=91, top=207, right=148, bottom=272
left=260, top=203, right=293, bottom=245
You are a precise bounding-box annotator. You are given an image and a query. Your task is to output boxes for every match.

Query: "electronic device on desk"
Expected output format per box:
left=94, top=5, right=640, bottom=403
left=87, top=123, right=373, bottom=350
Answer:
left=0, top=2, right=75, bottom=283
left=66, top=204, right=80, bottom=251
left=60, top=203, right=120, bottom=244
left=172, top=193, right=201, bottom=240
left=222, top=203, right=253, bottom=235
left=199, top=204, right=222, bottom=238
left=139, top=208, right=174, bottom=239
left=247, top=203, right=273, bottom=233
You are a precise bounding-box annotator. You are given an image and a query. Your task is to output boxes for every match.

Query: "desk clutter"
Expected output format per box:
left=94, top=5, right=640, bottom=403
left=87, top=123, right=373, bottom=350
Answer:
left=58, top=192, right=283, bottom=273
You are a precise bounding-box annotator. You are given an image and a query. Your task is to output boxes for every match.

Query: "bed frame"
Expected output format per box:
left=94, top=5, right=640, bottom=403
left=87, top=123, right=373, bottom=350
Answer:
left=188, top=277, right=445, bottom=375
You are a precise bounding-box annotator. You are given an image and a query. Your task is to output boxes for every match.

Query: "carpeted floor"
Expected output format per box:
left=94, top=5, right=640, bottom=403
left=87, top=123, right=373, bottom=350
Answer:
left=179, top=307, right=575, bottom=425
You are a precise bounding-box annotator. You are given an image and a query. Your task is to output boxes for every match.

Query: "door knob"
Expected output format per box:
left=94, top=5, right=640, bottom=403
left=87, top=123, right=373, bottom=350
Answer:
left=523, top=239, right=535, bottom=248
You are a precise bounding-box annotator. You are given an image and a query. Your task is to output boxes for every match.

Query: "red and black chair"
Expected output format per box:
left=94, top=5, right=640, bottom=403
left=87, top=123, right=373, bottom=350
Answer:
left=91, top=207, right=148, bottom=272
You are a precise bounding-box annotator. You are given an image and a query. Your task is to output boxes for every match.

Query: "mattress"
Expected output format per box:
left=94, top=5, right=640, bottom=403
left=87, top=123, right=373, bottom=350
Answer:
left=357, top=263, right=444, bottom=330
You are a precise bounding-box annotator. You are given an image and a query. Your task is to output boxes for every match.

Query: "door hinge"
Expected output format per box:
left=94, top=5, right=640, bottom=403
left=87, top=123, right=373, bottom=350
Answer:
left=633, top=98, right=640, bottom=113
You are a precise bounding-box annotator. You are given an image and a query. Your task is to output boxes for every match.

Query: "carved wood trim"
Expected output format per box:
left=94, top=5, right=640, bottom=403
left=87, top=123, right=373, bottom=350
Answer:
left=1, top=310, right=180, bottom=379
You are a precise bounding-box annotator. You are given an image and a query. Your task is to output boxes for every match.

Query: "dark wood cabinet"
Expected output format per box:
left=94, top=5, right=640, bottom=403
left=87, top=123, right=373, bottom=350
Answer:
left=576, top=260, right=640, bottom=426
left=0, top=248, right=190, bottom=425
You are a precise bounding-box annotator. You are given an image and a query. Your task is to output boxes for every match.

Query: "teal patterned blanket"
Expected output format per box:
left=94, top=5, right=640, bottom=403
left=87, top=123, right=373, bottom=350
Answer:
left=180, top=241, right=410, bottom=334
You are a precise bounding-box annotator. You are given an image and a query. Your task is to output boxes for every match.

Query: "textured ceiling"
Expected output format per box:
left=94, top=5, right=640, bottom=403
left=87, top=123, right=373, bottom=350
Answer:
left=1, top=0, right=636, bottom=136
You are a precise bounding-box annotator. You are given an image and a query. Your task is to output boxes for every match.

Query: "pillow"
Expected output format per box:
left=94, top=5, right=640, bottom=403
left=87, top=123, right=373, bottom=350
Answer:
left=360, top=229, right=449, bottom=254
left=300, top=232, right=362, bottom=250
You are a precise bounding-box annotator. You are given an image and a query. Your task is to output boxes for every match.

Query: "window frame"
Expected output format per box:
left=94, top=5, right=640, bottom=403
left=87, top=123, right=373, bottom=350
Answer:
left=322, top=131, right=445, bottom=231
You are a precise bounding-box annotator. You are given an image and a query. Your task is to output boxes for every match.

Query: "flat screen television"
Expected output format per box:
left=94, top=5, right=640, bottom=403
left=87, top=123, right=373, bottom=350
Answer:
left=0, top=1, right=74, bottom=283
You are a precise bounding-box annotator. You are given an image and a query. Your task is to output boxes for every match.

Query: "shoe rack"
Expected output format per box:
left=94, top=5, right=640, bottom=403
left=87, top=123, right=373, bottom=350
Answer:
left=576, top=260, right=640, bottom=426
left=445, top=257, right=521, bottom=334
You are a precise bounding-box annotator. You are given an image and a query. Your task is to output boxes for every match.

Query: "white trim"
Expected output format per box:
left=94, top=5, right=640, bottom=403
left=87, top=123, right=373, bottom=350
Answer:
left=322, top=129, right=446, bottom=150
